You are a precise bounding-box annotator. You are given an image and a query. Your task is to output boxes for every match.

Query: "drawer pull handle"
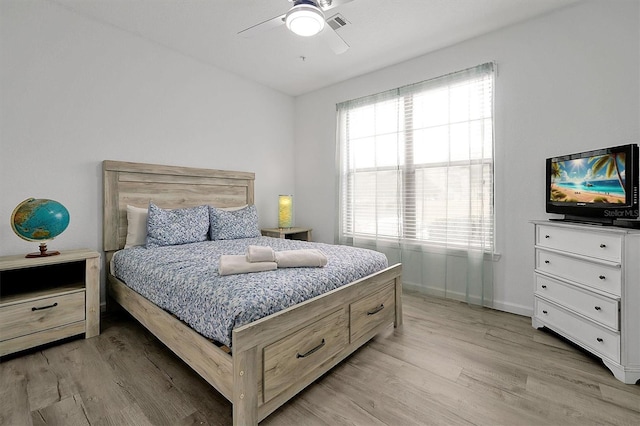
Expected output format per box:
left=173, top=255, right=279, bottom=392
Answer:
left=597, top=337, right=604, bottom=343
left=599, top=275, right=606, bottom=280
left=545, top=235, right=550, bottom=239
left=296, top=339, right=325, bottom=359
left=542, top=310, right=548, bottom=314
left=32, top=302, right=58, bottom=311
left=594, top=306, right=602, bottom=311
left=544, top=260, right=550, bottom=264
left=541, top=285, right=547, bottom=289
left=600, top=244, right=606, bottom=248
left=367, top=304, right=385, bottom=315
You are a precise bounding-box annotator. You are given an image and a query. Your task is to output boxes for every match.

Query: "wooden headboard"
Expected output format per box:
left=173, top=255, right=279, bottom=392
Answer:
left=103, top=160, right=255, bottom=252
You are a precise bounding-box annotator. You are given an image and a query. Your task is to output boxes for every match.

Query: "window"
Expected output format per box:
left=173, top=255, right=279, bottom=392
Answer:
left=337, top=63, right=495, bottom=251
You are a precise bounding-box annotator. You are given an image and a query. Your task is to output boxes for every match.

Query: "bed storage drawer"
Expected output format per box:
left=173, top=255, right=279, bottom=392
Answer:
left=263, top=308, right=348, bottom=403
left=350, top=281, right=395, bottom=343
left=0, top=290, right=86, bottom=342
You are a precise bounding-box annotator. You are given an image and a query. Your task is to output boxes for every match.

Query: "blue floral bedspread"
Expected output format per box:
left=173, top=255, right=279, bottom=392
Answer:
left=112, top=237, right=388, bottom=348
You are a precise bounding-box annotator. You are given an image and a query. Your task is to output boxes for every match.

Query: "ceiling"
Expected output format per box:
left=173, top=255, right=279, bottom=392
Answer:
left=50, top=0, right=582, bottom=96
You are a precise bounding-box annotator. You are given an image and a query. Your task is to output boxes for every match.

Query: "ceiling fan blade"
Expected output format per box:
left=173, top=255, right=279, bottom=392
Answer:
left=238, top=13, right=286, bottom=37
left=317, top=0, right=354, bottom=12
left=321, top=25, right=349, bottom=54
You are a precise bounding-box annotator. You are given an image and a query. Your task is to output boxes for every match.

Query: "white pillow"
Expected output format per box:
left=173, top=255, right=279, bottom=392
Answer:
left=124, top=205, right=148, bottom=248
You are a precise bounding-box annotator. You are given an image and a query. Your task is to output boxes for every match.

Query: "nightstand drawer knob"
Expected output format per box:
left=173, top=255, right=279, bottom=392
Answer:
left=541, top=285, right=547, bottom=289
left=599, top=275, right=606, bottom=280
left=600, top=244, right=607, bottom=248
left=544, top=260, right=550, bottom=264
left=597, top=337, right=604, bottom=343
left=542, top=310, right=548, bottom=314
left=32, top=302, right=58, bottom=311
left=545, top=235, right=550, bottom=239
left=595, top=306, right=602, bottom=311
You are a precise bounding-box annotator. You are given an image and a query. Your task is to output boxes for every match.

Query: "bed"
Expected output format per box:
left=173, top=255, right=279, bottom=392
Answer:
left=103, top=160, right=403, bottom=425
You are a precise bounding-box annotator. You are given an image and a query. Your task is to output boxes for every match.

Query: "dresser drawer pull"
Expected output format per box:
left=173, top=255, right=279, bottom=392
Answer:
left=541, top=285, right=547, bottom=289
left=597, top=337, right=604, bottom=343
left=599, top=275, right=606, bottom=280
left=296, top=339, right=325, bottom=359
left=594, top=306, right=602, bottom=311
left=600, top=244, right=607, bottom=248
left=31, top=302, right=58, bottom=311
left=367, top=304, right=385, bottom=315
left=542, top=310, right=548, bottom=314
left=545, top=235, right=550, bottom=239
left=544, top=260, right=550, bottom=264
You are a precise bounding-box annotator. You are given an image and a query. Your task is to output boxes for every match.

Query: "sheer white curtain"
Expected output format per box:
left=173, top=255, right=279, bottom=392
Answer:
left=337, top=63, right=495, bottom=306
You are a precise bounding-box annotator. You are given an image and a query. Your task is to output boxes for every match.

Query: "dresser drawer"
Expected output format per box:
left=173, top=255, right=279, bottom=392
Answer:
left=350, top=282, right=396, bottom=343
left=0, top=291, right=85, bottom=341
left=535, top=274, right=619, bottom=330
left=263, top=308, right=348, bottom=403
left=535, top=298, right=620, bottom=362
left=536, top=224, right=622, bottom=262
left=536, top=249, right=621, bottom=296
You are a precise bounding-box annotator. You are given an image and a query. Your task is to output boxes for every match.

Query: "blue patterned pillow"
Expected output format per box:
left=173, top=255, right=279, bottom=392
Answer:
left=209, top=205, right=261, bottom=240
left=146, top=202, right=209, bottom=248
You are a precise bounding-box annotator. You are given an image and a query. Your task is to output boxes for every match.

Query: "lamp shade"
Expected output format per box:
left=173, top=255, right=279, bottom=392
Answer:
left=278, top=195, right=293, bottom=228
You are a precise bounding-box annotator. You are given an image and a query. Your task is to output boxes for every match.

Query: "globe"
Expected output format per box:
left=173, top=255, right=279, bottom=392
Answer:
left=11, top=198, right=70, bottom=258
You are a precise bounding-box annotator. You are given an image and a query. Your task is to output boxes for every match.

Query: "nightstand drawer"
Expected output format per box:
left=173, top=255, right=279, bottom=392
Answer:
left=536, top=224, right=622, bottom=262
left=535, top=298, right=620, bottom=362
left=535, top=274, right=619, bottom=330
left=0, top=290, right=85, bottom=341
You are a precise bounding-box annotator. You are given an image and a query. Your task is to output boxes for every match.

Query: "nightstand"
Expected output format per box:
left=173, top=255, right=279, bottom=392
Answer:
left=261, top=227, right=312, bottom=242
left=0, top=249, right=100, bottom=357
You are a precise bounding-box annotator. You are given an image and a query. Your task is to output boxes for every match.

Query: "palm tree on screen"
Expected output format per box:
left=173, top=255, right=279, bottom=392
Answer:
left=551, top=162, right=562, bottom=180
left=589, top=153, right=626, bottom=195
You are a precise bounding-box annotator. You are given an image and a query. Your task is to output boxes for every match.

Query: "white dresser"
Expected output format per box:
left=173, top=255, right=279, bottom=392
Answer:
left=532, top=220, right=640, bottom=384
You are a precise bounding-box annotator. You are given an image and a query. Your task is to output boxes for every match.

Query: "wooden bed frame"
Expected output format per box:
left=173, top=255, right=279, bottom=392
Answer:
left=103, top=160, right=403, bottom=425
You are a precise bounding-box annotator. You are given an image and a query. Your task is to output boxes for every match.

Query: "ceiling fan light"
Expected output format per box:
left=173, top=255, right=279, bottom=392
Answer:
left=285, top=4, right=325, bottom=37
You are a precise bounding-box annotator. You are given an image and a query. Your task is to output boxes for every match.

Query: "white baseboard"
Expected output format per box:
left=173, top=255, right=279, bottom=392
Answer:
left=491, top=300, right=532, bottom=317
left=402, top=281, right=533, bottom=317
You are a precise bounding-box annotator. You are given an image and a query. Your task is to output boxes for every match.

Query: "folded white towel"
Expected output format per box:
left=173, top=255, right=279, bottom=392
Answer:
left=246, top=245, right=276, bottom=263
left=275, top=249, right=328, bottom=268
left=219, top=255, right=277, bottom=276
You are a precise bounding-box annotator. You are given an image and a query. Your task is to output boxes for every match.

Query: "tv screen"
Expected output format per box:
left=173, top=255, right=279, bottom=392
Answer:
left=546, top=144, right=639, bottom=224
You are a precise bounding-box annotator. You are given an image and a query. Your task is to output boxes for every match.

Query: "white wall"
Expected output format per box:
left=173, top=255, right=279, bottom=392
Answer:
left=0, top=0, right=295, bottom=298
left=293, top=0, right=640, bottom=315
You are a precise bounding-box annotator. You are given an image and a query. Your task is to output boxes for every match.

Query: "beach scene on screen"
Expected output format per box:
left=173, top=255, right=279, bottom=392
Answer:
left=550, top=153, right=626, bottom=204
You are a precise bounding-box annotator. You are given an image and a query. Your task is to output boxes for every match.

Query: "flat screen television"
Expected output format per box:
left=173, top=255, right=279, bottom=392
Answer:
left=546, top=143, right=639, bottom=225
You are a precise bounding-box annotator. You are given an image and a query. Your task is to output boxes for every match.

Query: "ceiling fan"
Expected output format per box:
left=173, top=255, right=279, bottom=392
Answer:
left=238, top=0, right=354, bottom=55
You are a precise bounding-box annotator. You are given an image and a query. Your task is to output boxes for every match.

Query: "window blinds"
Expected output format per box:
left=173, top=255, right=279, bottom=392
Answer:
left=337, top=63, right=495, bottom=251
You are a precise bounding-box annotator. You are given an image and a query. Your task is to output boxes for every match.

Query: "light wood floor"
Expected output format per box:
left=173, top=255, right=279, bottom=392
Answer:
left=2, top=291, right=639, bottom=425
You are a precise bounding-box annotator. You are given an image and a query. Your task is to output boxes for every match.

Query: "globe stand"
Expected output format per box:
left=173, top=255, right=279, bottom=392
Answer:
left=26, top=243, right=60, bottom=258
